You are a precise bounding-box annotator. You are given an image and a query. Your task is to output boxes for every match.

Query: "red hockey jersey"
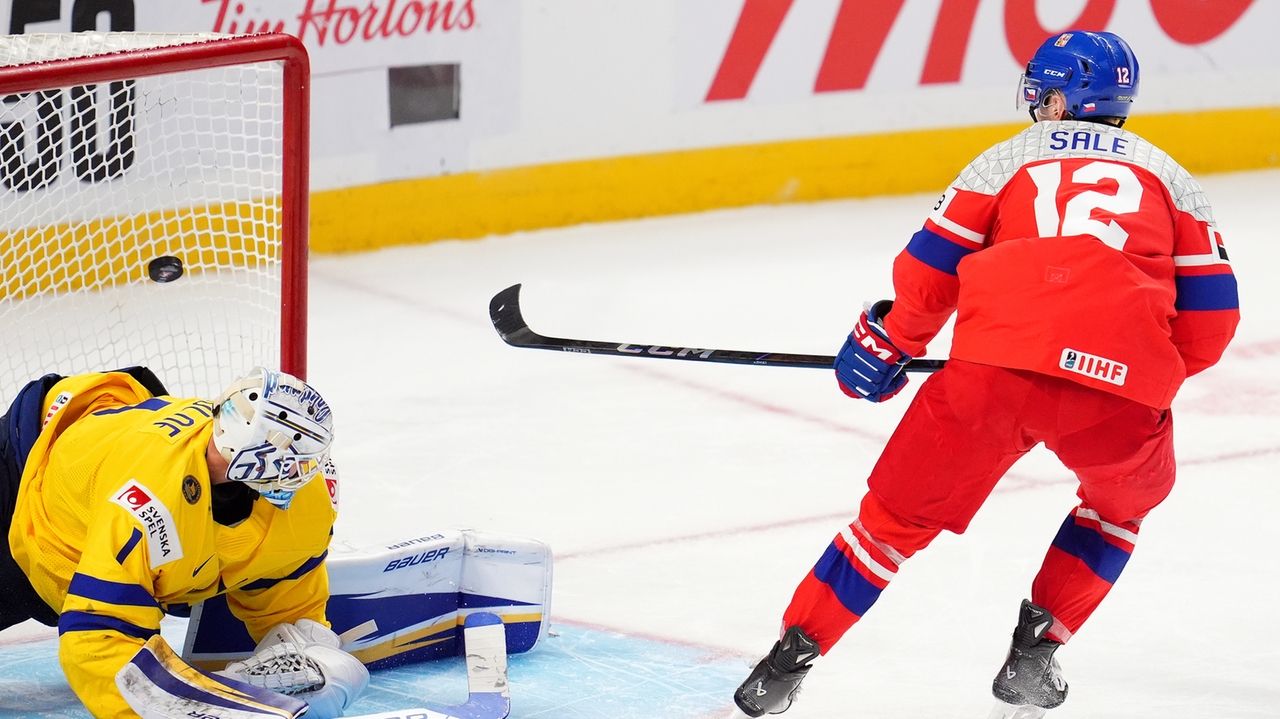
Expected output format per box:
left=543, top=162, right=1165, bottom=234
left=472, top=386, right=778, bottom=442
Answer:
left=882, top=121, right=1239, bottom=409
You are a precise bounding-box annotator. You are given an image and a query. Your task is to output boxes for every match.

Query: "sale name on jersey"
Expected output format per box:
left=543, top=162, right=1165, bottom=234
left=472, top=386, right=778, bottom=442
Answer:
left=1047, top=130, right=1130, bottom=156
left=1060, top=348, right=1128, bottom=386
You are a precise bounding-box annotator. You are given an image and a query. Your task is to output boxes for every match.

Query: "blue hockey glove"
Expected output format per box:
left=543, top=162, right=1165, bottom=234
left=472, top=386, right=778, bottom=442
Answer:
left=834, top=300, right=912, bottom=402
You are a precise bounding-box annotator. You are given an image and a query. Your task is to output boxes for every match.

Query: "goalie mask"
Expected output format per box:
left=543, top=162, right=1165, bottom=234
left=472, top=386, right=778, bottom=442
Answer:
left=212, top=368, right=334, bottom=509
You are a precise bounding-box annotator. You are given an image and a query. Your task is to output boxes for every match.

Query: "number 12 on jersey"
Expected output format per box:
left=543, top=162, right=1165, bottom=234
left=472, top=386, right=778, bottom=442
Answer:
left=1026, top=160, right=1144, bottom=251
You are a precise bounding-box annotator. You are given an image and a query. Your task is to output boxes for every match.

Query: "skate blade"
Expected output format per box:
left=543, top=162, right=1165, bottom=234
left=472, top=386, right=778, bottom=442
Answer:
left=987, top=700, right=1048, bottom=719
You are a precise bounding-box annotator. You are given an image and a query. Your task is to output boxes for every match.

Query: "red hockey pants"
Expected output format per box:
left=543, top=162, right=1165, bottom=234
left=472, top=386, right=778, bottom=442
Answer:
left=783, top=359, right=1175, bottom=652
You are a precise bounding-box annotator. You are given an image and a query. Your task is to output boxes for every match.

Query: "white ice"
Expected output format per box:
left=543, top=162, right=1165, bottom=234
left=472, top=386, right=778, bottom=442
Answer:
left=8, top=169, right=1280, bottom=718
left=306, top=167, right=1278, bottom=718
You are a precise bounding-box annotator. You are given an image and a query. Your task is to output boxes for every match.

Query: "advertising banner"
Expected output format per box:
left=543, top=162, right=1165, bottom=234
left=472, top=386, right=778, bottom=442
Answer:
left=0, top=1, right=1275, bottom=248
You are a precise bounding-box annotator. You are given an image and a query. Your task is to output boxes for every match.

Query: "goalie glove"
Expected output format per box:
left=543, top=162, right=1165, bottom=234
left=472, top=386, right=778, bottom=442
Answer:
left=218, top=619, right=369, bottom=719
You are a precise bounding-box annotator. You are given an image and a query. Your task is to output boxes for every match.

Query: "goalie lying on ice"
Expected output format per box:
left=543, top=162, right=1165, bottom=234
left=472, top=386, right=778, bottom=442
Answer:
left=0, top=366, right=368, bottom=718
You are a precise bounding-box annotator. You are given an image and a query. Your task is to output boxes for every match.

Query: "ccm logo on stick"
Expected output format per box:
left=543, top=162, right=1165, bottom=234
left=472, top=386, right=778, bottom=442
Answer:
left=1060, top=348, right=1127, bottom=386
left=617, top=344, right=714, bottom=358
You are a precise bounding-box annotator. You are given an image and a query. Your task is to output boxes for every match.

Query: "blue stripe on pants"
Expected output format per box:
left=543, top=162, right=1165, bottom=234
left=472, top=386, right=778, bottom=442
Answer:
left=812, top=540, right=884, bottom=617
left=1049, top=516, right=1132, bottom=584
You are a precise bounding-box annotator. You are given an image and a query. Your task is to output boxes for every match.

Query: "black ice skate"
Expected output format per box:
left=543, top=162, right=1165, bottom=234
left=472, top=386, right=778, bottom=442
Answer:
left=733, top=626, right=820, bottom=717
left=992, top=599, right=1068, bottom=710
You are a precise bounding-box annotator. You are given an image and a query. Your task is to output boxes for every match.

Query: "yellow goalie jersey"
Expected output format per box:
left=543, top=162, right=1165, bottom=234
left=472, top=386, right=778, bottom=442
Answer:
left=7, top=371, right=336, bottom=718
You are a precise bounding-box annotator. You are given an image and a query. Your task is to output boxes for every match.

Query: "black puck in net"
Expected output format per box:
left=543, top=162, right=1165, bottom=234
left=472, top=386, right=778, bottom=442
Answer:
left=147, top=255, right=184, bottom=283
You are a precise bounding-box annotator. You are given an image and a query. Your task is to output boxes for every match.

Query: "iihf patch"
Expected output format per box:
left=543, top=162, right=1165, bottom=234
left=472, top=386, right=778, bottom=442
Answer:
left=1060, top=348, right=1127, bottom=386
left=182, top=475, right=202, bottom=505
left=1055, top=33, right=1073, bottom=47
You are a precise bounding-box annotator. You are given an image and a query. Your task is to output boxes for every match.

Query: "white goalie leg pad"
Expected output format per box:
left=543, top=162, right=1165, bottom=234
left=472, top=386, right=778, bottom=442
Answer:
left=218, top=619, right=370, bottom=719
left=184, top=530, right=551, bottom=670
left=115, top=635, right=307, bottom=719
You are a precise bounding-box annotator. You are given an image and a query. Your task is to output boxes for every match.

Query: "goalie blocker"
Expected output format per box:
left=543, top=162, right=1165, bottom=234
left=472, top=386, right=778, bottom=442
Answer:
left=183, top=530, right=552, bottom=670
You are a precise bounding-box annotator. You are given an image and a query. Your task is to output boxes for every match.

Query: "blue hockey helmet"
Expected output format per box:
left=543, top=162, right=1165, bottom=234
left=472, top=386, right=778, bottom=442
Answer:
left=1018, top=31, right=1139, bottom=122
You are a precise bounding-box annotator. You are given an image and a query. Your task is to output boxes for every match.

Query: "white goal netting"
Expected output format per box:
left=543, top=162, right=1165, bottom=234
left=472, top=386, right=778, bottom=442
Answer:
left=0, top=32, right=304, bottom=403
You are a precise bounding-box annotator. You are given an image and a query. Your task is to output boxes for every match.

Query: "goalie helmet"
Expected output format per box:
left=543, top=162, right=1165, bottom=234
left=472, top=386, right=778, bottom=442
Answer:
left=212, top=368, right=334, bottom=510
left=1018, top=30, right=1139, bottom=122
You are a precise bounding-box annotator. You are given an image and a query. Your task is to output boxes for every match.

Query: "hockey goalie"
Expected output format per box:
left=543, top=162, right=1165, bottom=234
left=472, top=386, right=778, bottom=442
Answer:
left=0, top=366, right=550, bottom=718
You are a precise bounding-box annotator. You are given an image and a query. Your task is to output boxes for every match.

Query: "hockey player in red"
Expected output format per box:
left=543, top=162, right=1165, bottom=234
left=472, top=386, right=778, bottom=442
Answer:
left=733, top=30, right=1239, bottom=718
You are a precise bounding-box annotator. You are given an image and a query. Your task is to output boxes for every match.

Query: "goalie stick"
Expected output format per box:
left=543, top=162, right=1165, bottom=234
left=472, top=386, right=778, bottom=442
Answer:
left=489, top=284, right=946, bottom=372
left=349, top=612, right=510, bottom=719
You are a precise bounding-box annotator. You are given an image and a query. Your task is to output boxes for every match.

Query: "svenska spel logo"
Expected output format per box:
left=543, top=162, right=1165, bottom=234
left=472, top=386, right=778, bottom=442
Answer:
left=110, top=479, right=184, bottom=568
left=115, top=483, right=152, bottom=509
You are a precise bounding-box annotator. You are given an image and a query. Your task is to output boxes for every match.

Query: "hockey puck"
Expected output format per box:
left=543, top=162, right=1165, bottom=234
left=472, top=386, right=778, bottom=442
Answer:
left=147, top=255, right=184, bottom=283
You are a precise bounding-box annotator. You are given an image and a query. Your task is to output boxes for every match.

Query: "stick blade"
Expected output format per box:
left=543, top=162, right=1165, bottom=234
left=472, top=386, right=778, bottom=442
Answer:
left=489, top=284, right=534, bottom=346
left=462, top=612, right=509, bottom=699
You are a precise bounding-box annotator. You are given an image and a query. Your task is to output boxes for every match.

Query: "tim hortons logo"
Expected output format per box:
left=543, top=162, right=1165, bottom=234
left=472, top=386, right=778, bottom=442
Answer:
left=705, top=0, right=1253, bottom=101
left=204, top=0, right=476, bottom=46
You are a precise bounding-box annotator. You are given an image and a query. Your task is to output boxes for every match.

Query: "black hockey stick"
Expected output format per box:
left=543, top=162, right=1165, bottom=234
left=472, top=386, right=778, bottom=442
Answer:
left=489, top=284, right=946, bottom=372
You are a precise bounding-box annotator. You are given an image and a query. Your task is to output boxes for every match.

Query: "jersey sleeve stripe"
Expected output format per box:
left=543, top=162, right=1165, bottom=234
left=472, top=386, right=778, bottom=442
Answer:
left=1173, top=252, right=1229, bottom=268
left=58, top=610, right=159, bottom=640
left=90, top=397, right=172, bottom=416
left=238, top=551, right=327, bottom=592
left=927, top=213, right=985, bottom=245
left=68, top=573, right=161, bottom=608
left=906, top=227, right=978, bottom=276
left=1175, top=274, right=1239, bottom=311
left=115, top=528, right=144, bottom=564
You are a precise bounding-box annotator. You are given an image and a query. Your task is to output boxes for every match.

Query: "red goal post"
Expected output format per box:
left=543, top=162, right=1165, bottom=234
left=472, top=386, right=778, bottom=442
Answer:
left=0, top=32, right=310, bottom=401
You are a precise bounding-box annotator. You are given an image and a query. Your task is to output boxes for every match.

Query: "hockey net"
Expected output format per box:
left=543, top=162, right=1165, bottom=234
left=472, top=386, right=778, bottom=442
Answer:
left=0, top=32, right=309, bottom=402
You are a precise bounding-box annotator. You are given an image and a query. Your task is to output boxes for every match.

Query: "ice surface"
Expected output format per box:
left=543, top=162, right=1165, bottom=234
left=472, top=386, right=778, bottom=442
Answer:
left=2, top=169, right=1277, bottom=718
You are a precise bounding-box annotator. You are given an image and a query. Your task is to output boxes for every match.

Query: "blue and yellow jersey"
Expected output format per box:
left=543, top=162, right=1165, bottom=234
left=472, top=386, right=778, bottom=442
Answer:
left=7, top=371, right=336, bottom=718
